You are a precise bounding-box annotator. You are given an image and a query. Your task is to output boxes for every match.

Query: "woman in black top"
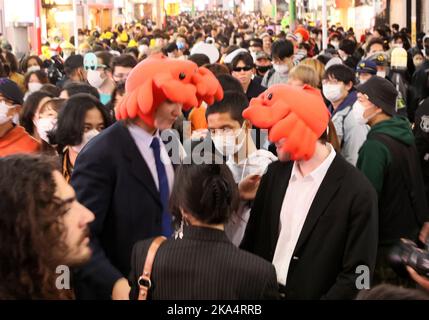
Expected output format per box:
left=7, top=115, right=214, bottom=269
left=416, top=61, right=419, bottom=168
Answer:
left=129, top=158, right=279, bottom=300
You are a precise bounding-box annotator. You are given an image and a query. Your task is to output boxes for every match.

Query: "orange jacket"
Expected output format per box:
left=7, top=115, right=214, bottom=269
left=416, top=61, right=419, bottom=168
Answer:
left=0, top=126, right=40, bottom=157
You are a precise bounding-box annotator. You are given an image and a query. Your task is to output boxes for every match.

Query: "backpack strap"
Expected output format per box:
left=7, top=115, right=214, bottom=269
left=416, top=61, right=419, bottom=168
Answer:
left=137, top=236, right=167, bottom=300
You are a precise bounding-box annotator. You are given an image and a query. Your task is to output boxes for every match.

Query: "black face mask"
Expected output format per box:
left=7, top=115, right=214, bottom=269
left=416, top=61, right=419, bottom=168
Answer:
left=256, top=65, right=272, bottom=73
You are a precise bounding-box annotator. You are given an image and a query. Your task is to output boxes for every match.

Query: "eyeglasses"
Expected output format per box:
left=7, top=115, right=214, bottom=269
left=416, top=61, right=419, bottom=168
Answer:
left=232, top=66, right=253, bottom=72
left=84, top=64, right=107, bottom=71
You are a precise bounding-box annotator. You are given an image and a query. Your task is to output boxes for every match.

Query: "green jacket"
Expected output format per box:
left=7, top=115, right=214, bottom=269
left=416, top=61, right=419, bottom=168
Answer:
left=357, top=116, right=414, bottom=195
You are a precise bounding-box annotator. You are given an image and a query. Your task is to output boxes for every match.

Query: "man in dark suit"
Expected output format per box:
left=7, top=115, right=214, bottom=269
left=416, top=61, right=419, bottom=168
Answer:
left=240, top=84, right=378, bottom=299
left=71, top=57, right=223, bottom=299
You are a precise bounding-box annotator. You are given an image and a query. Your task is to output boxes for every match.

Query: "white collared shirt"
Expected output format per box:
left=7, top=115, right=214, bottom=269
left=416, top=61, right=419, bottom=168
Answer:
left=128, top=124, right=174, bottom=194
left=272, top=144, right=336, bottom=285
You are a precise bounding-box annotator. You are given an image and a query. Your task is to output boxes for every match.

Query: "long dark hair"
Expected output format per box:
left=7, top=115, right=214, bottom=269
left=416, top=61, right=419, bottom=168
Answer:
left=0, top=155, right=72, bottom=299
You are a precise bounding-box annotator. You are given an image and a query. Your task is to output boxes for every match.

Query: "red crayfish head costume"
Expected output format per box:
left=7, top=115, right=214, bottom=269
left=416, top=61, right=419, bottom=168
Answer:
left=242, top=84, right=330, bottom=161
left=115, top=54, right=224, bottom=126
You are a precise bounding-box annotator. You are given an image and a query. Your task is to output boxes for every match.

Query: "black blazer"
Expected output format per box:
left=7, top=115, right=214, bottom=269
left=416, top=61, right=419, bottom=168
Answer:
left=71, top=121, right=165, bottom=299
left=240, top=155, right=379, bottom=300
left=129, top=226, right=279, bottom=300
left=246, top=78, right=266, bottom=102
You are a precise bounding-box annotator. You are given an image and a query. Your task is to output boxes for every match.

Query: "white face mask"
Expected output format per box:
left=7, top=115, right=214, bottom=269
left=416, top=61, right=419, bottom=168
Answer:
left=212, top=125, right=246, bottom=157
left=0, top=101, right=13, bottom=125
left=27, top=65, right=41, bottom=73
left=377, top=71, right=386, bottom=78
left=392, top=43, right=403, bottom=49
left=34, top=117, right=57, bottom=143
left=28, top=82, right=43, bottom=93
left=322, top=84, right=344, bottom=103
left=273, top=63, right=289, bottom=74
left=71, top=129, right=100, bottom=153
left=352, top=100, right=379, bottom=125
left=87, top=69, right=105, bottom=88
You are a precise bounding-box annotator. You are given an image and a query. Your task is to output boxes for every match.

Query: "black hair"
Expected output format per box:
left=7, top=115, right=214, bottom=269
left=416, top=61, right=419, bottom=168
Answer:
left=339, top=39, right=356, bottom=55
left=3, top=51, right=19, bottom=73
left=125, top=47, right=139, bottom=59
left=39, top=83, right=62, bottom=97
left=170, top=160, right=239, bottom=225
left=205, top=90, right=249, bottom=125
left=111, top=54, right=137, bottom=73
left=249, top=38, right=263, bottom=48
left=165, top=42, right=178, bottom=53
left=271, top=39, right=294, bottom=60
left=20, top=91, right=54, bottom=135
left=366, top=38, right=385, bottom=54
left=216, top=74, right=244, bottom=93
left=63, top=55, right=84, bottom=77
left=392, top=32, right=411, bottom=50
left=231, top=52, right=254, bottom=69
left=61, top=82, right=100, bottom=100
left=95, top=51, right=114, bottom=71
left=188, top=53, right=210, bottom=67
left=323, top=64, right=357, bottom=86
left=51, top=93, right=112, bottom=149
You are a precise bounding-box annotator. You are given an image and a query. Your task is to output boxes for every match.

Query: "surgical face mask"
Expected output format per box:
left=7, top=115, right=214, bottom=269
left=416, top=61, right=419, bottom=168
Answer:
left=392, top=43, right=403, bottom=49
left=353, top=100, right=379, bottom=125
left=212, top=125, right=246, bottom=157
left=322, top=83, right=344, bottom=103
left=273, top=63, right=289, bottom=74
left=71, top=129, right=100, bottom=153
left=87, top=69, right=105, bottom=88
left=27, top=65, right=41, bottom=73
left=0, top=101, right=13, bottom=125
left=34, top=117, right=57, bottom=143
left=331, top=41, right=340, bottom=50
left=377, top=70, right=386, bottom=78
left=28, top=82, right=43, bottom=93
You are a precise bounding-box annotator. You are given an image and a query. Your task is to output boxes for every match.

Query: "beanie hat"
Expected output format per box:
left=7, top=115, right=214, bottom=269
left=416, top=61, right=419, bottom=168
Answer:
left=243, top=84, right=330, bottom=160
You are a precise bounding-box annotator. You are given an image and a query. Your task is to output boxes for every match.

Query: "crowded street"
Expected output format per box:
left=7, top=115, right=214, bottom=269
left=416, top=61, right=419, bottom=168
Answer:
left=0, top=0, right=429, bottom=310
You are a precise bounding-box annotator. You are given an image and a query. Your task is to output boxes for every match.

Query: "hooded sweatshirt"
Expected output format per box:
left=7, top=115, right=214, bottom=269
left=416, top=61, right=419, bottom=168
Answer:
left=357, top=116, right=414, bottom=194
left=357, top=116, right=428, bottom=245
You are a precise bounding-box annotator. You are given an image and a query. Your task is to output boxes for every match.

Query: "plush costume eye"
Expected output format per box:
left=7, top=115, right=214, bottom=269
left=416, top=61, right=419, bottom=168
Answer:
left=179, top=72, right=186, bottom=80
left=267, top=93, right=273, bottom=100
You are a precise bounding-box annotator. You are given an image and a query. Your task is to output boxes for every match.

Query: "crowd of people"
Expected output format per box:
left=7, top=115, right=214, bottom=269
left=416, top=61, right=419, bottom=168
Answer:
left=1, top=11, right=429, bottom=300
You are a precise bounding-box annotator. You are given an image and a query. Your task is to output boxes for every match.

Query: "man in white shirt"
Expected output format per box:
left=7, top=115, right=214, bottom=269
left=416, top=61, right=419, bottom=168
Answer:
left=206, top=91, right=277, bottom=246
left=240, top=84, right=378, bottom=299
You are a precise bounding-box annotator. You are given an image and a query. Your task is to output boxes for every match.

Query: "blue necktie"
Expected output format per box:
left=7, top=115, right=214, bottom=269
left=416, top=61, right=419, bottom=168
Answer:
left=150, top=137, right=173, bottom=237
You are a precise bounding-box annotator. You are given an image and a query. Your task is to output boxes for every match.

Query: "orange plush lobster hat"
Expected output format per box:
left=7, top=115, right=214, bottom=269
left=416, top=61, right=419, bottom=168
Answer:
left=243, top=84, right=330, bottom=161
left=115, top=54, right=223, bottom=126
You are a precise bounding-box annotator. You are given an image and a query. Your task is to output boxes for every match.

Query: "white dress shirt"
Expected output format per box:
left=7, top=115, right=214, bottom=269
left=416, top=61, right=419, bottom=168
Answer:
left=272, top=144, right=336, bottom=285
left=128, top=124, right=174, bottom=194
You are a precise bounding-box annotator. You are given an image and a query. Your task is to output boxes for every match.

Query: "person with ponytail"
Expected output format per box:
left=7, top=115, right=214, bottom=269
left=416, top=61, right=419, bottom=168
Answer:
left=128, top=158, right=279, bottom=300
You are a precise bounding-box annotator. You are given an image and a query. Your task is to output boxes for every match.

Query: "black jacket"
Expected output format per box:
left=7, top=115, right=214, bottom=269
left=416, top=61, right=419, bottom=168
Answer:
left=71, top=121, right=166, bottom=299
left=415, top=98, right=429, bottom=203
left=240, top=155, right=378, bottom=300
left=246, top=78, right=266, bottom=101
left=129, top=226, right=279, bottom=300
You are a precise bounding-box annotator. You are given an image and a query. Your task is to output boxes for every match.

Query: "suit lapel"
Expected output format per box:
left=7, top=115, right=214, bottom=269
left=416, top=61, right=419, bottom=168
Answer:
left=118, top=121, right=161, bottom=206
left=293, top=155, right=347, bottom=255
left=270, top=162, right=293, bottom=246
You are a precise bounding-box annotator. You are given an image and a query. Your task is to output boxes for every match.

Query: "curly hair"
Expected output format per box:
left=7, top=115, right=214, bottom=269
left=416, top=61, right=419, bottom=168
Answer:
left=0, top=155, right=72, bottom=299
